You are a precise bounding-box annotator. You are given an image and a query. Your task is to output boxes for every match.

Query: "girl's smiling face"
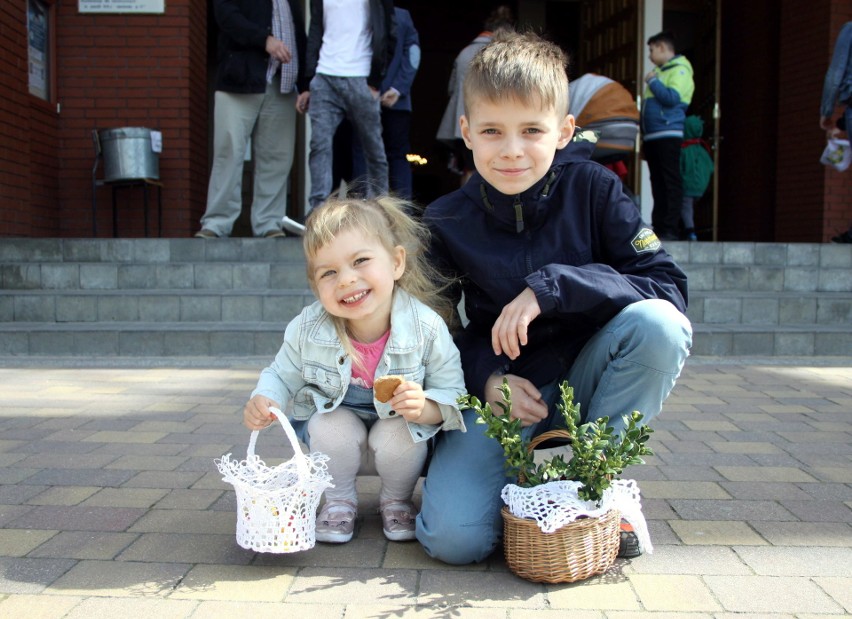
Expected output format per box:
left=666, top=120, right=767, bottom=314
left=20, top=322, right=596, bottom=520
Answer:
left=460, top=95, right=575, bottom=196
left=311, top=227, right=406, bottom=342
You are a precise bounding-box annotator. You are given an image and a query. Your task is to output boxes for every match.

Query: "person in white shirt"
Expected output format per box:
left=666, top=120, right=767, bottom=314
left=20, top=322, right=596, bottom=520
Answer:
left=295, top=0, right=396, bottom=216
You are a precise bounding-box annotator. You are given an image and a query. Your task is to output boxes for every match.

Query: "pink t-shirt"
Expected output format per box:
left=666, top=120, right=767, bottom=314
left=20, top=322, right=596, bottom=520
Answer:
left=350, top=330, right=390, bottom=388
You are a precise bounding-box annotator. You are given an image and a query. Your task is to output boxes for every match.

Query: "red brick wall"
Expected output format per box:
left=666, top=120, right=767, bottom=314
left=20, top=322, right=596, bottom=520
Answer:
left=0, top=2, right=36, bottom=236
left=0, top=1, right=207, bottom=238
left=774, top=0, right=830, bottom=242
left=55, top=0, right=208, bottom=237
left=28, top=99, right=61, bottom=235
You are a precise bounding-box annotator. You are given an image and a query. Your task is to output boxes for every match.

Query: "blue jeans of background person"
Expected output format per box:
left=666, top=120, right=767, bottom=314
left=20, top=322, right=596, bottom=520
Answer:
left=416, top=298, right=692, bottom=565
left=307, top=74, right=388, bottom=210
left=353, top=108, right=413, bottom=199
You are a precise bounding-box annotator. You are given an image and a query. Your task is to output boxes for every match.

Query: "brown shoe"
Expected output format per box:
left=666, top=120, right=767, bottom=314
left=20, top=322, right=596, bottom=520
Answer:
left=194, top=229, right=218, bottom=239
left=263, top=230, right=286, bottom=238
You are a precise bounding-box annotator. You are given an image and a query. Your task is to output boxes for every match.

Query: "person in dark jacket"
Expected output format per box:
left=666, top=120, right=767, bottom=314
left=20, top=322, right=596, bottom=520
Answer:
left=295, top=0, right=396, bottom=214
left=196, top=0, right=308, bottom=239
left=417, top=32, right=692, bottom=565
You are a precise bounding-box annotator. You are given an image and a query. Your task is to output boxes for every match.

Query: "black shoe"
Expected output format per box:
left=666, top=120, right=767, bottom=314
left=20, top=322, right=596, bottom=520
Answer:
left=617, top=521, right=642, bottom=558
left=831, top=230, right=852, bottom=244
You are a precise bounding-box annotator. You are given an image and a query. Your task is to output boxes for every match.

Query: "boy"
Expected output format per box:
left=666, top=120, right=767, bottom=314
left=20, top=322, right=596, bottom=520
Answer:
left=418, top=32, right=692, bottom=565
left=641, top=31, right=695, bottom=241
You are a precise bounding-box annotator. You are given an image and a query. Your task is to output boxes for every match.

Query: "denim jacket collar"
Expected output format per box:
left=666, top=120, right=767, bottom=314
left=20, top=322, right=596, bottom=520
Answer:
left=305, top=288, right=423, bottom=354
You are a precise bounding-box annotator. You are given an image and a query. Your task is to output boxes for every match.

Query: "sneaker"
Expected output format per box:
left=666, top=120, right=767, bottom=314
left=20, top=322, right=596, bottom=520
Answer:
left=617, top=520, right=641, bottom=558
left=379, top=500, right=417, bottom=542
left=686, top=232, right=698, bottom=241
left=194, top=229, right=218, bottom=239
left=281, top=216, right=306, bottom=237
left=263, top=229, right=286, bottom=238
left=315, top=499, right=357, bottom=543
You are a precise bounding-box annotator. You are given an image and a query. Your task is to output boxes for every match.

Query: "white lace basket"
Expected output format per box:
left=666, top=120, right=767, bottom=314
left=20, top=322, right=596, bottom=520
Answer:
left=215, top=410, right=333, bottom=553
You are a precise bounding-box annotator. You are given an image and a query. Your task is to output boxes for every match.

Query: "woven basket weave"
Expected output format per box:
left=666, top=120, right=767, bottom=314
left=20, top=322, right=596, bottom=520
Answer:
left=501, top=429, right=620, bottom=583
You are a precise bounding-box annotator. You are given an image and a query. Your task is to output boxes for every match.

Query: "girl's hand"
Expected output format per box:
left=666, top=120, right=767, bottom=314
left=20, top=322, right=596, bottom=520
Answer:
left=388, top=381, right=443, bottom=425
left=243, top=395, right=280, bottom=431
left=388, top=380, right=425, bottom=421
left=484, top=373, right=547, bottom=427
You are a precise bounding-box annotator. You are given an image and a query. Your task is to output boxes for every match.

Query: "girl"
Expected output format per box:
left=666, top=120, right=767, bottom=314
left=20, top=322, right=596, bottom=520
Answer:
left=243, top=197, right=466, bottom=543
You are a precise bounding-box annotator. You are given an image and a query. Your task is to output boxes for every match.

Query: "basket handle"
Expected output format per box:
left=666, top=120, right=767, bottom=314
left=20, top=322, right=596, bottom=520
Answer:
left=246, top=407, right=310, bottom=481
left=527, top=429, right=573, bottom=453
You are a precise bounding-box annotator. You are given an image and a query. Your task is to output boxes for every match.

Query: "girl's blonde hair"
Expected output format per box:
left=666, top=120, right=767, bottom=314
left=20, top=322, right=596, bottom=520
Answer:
left=303, top=196, right=455, bottom=366
left=463, top=30, right=570, bottom=117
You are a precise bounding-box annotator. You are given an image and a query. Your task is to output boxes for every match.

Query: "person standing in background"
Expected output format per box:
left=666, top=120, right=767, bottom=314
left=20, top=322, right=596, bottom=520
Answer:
left=679, top=115, right=714, bottom=241
left=641, top=31, right=694, bottom=242
left=436, top=5, right=514, bottom=186
left=820, top=21, right=852, bottom=137
left=352, top=6, right=421, bottom=200
left=819, top=21, right=852, bottom=245
left=196, top=0, right=307, bottom=239
left=295, top=0, right=396, bottom=216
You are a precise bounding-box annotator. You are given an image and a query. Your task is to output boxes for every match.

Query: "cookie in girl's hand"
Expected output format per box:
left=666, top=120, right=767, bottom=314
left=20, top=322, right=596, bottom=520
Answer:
left=374, top=375, right=404, bottom=403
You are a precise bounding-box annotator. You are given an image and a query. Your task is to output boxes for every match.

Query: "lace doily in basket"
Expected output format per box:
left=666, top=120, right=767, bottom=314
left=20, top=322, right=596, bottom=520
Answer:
left=502, top=478, right=653, bottom=554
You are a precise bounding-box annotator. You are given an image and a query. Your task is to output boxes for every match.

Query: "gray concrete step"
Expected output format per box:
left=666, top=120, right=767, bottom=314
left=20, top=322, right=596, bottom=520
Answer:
left=0, top=321, right=284, bottom=356
left=686, top=290, right=852, bottom=326
left=1, top=239, right=850, bottom=357
left=0, top=289, right=312, bottom=323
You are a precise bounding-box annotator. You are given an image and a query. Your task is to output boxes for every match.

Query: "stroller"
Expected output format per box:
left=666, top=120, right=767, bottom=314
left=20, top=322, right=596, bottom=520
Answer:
left=569, top=73, right=640, bottom=165
left=569, top=73, right=640, bottom=206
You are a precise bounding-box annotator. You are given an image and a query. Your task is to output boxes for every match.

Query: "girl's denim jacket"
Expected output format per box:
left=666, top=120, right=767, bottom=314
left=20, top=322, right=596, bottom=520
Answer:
left=252, top=288, right=467, bottom=443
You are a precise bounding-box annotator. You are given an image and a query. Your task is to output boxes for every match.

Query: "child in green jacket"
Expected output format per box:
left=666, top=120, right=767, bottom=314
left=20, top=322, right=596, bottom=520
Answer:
left=680, top=115, right=714, bottom=241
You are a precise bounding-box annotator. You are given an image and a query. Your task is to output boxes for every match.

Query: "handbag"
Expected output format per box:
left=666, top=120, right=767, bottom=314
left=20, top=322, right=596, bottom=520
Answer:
left=820, top=137, right=851, bottom=171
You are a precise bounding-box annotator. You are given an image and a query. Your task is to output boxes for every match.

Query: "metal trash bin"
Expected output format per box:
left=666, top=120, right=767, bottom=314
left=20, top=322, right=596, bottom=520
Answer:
left=98, top=127, right=159, bottom=182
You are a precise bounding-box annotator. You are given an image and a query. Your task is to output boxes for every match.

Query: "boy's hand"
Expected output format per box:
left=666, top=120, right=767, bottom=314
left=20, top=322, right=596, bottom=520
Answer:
left=243, top=395, right=280, bottom=431
left=388, top=381, right=443, bottom=425
left=485, top=373, right=546, bottom=426
left=492, top=287, right=541, bottom=360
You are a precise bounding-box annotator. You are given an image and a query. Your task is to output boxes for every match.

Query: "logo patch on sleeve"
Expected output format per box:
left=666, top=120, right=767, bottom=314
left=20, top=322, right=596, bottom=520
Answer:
left=631, top=228, right=661, bottom=254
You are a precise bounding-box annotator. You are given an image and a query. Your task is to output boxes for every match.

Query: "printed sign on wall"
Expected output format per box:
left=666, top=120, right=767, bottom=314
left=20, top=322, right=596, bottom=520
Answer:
left=79, top=0, right=165, bottom=13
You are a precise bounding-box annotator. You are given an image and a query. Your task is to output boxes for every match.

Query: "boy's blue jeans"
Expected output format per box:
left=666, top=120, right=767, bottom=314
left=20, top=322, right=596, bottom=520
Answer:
left=416, top=299, right=692, bottom=565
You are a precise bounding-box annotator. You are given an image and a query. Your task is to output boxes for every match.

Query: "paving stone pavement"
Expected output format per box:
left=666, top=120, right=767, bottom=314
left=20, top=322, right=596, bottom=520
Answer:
left=0, top=355, right=850, bottom=618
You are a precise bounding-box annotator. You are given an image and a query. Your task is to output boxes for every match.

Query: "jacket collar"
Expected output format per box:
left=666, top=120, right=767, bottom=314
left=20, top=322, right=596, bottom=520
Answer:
left=460, top=136, right=596, bottom=233
left=306, top=288, right=424, bottom=353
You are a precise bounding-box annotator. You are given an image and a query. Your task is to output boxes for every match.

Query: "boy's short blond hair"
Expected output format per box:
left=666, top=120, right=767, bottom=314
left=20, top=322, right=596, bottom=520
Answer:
left=463, top=31, right=569, bottom=117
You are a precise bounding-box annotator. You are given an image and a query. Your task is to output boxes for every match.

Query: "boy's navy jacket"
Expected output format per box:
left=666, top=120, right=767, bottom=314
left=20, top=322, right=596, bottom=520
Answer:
left=423, top=136, right=689, bottom=398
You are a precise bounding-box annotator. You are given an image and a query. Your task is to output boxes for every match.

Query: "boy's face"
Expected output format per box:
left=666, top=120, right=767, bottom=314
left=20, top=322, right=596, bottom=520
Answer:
left=460, top=96, right=575, bottom=196
left=648, top=42, right=672, bottom=66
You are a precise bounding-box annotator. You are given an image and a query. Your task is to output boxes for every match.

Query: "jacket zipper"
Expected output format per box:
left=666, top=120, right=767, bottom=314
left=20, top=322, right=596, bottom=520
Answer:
left=513, top=196, right=524, bottom=234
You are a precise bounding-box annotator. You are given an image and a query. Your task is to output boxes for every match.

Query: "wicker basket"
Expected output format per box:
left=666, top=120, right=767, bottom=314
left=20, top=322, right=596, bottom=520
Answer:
left=501, top=429, right=621, bottom=583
